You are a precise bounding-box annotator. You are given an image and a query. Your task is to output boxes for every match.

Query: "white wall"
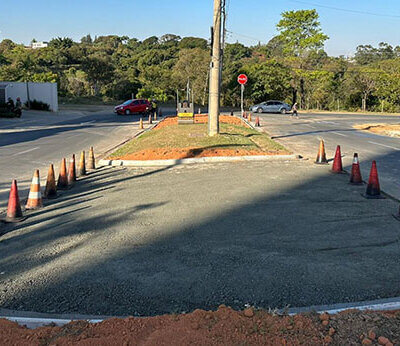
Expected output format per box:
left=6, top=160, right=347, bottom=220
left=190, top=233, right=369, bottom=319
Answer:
left=1, top=82, right=58, bottom=112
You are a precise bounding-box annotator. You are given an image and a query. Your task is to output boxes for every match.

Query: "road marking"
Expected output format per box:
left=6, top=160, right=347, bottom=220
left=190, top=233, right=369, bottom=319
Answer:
left=305, top=124, right=316, bottom=128
left=368, top=141, right=400, bottom=151
left=332, top=132, right=347, bottom=137
left=80, top=121, right=96, bottom=125
left=12, top=147, right=39, bottom=156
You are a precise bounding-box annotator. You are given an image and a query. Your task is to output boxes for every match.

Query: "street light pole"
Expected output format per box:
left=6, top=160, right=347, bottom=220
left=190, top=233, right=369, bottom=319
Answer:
left=208, top=0, right=222, bottom=136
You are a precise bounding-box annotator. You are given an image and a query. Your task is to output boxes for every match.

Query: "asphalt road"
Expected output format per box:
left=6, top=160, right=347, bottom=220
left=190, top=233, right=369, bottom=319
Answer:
left=0, top=108, right=152, bottom=209
left=256, top=112, right=400, bottom=200
left=0, top=161, right=398, bottom=316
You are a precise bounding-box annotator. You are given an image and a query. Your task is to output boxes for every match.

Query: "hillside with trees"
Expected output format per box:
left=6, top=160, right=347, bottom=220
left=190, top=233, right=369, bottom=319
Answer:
left=1, top=9, right=400, bottom=112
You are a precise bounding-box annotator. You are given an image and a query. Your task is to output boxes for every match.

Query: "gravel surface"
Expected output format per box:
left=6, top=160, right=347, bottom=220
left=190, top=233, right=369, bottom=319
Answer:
left=0, top=161, right=399, bottom=316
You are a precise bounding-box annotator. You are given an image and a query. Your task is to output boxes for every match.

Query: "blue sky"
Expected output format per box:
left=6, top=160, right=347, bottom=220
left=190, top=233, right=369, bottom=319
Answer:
left=0, top=0, right=399, bottom=56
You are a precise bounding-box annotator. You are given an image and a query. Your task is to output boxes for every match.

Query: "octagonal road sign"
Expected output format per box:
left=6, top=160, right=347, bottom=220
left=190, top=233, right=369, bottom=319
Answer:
left=237, top=74, right=248, bottom=85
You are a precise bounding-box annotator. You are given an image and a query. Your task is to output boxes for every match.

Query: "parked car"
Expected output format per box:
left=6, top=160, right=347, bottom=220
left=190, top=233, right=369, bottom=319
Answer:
left=250, top=100, right=291, bottom=114
left=114, top=99, right=152, bottom=115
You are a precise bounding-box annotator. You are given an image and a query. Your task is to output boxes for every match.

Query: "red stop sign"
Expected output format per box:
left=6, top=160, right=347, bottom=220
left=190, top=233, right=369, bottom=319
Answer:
left=238, top=74, right=248, bottom=85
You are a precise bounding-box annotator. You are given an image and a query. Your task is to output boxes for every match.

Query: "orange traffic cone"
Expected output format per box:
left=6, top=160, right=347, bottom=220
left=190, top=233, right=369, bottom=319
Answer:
left=154, top=112, right=157, bottom=121
left=57, top=158, right=68, bottom=190
left=139, top=118, right=144, bottom=129
left=87, top=147, right=96, bottom=170
left=315, top=139, right=328, bottom=164
left=4, top=180, right=26, bottom=222
left=255, top=116, right=260, bottom=127
left=68, top=154, right=76, bottom=187
left=44, top=164, right=57, bottom=199
left=363, top=161, right=384, bottom=199
left=248, top=113, right=252, bottom=122
left=331, top=145, right=344, bottom=173
left=349, top=153, right=363, bottom=185
left=78, top=151, right=86, bottom=176
left=26, top=170, right=43, bottom=210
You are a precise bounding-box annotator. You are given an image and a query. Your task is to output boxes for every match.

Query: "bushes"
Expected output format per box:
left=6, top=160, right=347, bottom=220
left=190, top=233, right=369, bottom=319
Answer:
left=24, top=99, right=50, bottom=111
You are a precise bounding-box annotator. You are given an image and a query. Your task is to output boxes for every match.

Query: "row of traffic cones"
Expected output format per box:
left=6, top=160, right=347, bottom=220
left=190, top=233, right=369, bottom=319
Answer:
left=314, top=140, right=399, bottom=219
left=243, top=112, right=261, bottom=127
left=2, top=147, right=96, bottom=223
left=315, top=139, right=383, bottom=197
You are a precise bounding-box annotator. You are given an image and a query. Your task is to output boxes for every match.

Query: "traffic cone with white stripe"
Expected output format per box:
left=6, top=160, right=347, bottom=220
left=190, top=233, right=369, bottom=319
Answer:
left=87, top=147, right=95, bottom=170
left=255, top=116, right=260, bottom=127
left=44, top=164, right=57, bottom=199
left=3, top=180, right=26, bottom=223
left=68, top=154, right=76, bottom=187
left=57, top=158, right=68, bottom=190
left=349, top=153, right=363, bottom=185
left=26, top=170, right=43, bottom=210
left=78, top=151, right=86, bottom=176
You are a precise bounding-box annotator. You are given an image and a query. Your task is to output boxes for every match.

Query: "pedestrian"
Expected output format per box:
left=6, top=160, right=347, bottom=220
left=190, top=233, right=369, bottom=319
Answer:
left=291, top=102, right=298, bottom=117
left=15, top=97, right=22, bottom=117
left=6, top=97, right=15, bottom=112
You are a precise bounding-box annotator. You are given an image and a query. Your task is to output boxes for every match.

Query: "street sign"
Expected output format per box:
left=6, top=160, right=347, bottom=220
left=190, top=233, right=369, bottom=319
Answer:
left=237, top=74, right=248, bottom=85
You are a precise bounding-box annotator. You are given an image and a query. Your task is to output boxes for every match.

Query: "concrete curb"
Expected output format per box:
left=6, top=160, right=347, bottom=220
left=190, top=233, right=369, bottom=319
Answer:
left=2, top=296, right=400, bottom=329
left=99, top=154, right=299, bottom=167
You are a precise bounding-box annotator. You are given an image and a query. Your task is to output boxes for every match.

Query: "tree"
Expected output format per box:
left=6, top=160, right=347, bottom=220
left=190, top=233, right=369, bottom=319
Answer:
left=172, top=48, right=210, bottom=104
left=49, top=37, right=74, bottom=49
left=179, top=37, right=208, bottom=50
left=276, top=9, right=329, bottom=57
left=345, top=68, right=380, bottom=111
left=242, top=60, right=292, bottom=104
left=81, top=34, right=93, bottom=44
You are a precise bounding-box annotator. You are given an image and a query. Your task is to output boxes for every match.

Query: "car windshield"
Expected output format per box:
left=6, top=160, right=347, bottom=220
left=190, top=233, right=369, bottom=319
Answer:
left=122, top=100, right=132, bottom=105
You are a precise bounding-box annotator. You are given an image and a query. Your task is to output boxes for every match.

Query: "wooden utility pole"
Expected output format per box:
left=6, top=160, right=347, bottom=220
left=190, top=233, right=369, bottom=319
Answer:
left=208, top=0, right=222, bottom=136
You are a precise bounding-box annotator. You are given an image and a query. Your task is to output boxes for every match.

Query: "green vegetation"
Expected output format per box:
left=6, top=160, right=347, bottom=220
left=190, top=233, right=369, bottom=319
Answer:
left=1, top=10, right=400, bottom=112
left=110, top=123, right=288, bottom=158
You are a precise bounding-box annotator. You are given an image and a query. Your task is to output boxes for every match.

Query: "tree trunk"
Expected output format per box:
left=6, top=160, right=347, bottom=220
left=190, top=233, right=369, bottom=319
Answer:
left=362, top=97, right=366, bottom=112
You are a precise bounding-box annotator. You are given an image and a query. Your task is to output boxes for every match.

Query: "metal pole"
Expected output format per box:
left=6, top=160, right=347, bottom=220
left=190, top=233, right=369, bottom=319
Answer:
left=208, top=0, right=222, bottom=136
left=241, top=84, right=244, bottom=117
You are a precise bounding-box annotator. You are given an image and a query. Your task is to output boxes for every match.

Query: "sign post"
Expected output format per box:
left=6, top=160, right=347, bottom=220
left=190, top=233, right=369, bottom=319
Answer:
left=237, top=74, right=248, bottom=117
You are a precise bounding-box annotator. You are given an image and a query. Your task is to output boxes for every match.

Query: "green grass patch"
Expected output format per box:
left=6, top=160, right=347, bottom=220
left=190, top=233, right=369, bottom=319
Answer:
left=110, top=122, right=289, bottom=158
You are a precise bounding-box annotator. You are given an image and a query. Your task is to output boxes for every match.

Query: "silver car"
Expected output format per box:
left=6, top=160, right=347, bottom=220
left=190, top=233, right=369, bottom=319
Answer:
left=251, top=100, right=291, bottom=114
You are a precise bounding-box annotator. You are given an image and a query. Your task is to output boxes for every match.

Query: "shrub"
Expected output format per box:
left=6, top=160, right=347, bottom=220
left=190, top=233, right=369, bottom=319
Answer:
left=24, top=99, right=50, bottom=111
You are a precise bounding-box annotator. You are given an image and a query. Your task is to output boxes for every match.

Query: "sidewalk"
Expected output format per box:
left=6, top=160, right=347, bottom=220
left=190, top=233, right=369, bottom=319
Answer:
left=0, top=159, right=398, bottom=316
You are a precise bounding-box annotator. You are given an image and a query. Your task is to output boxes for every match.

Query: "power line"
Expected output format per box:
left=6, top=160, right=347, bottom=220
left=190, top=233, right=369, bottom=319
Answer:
left=226, top=30, right=266, bottom=44
left=289, top=0, right=400, bottom=19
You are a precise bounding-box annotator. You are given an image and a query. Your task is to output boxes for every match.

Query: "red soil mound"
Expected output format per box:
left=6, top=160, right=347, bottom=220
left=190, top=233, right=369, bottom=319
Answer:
left=114, top=147, right=272, bottom=161
left=154, top=115, right=246, bottom=130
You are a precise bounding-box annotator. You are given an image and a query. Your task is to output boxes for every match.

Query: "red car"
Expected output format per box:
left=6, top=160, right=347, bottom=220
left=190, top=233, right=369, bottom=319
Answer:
left=114, top=99, right=152, bottom=115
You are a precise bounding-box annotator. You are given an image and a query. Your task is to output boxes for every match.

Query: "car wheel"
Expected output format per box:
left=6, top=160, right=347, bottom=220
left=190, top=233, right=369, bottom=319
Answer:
left=257, top=108, right=263, bottom=114
left=280, top=108, right=287, bottom=114
left=125, top=109, right=131, bottom=115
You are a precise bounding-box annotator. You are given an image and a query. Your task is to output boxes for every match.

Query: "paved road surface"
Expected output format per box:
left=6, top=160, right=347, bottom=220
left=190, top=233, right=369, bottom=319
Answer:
left=0, top=161, right=398, bottom=316
left=0, top=109, right=154, bottom=209
left=256, top=112, right=400, bottom=200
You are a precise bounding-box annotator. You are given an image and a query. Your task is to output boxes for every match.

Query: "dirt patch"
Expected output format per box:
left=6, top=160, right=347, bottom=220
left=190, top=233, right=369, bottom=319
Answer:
left=154, top=114, right=246, bottom=130
left=355, top=123, right=400, bottom=138
left=112, top=147, right=280, bottom=161
left=0, top=308, right=399, bottom=345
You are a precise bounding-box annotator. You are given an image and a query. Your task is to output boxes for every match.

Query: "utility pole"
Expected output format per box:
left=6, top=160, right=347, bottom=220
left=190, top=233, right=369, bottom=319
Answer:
left=208, top=0, right=222, bottom=136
